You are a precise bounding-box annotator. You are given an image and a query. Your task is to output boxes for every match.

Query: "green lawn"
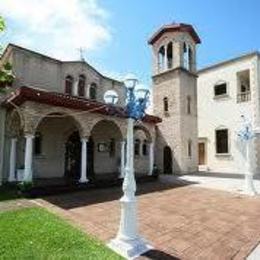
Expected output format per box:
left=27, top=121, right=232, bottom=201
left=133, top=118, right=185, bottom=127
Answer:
left=0, top=207, right=122, bottom=259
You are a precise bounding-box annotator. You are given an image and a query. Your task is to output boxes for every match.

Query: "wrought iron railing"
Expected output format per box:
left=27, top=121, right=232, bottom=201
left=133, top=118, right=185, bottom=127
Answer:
left=237, top=91, right=251, bottom=103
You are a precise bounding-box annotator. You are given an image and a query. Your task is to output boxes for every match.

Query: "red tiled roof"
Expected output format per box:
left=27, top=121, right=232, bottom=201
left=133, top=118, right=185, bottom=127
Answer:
left=148, top=23, right=201, bottom=45
left=3, top=86, right=162, bottom=124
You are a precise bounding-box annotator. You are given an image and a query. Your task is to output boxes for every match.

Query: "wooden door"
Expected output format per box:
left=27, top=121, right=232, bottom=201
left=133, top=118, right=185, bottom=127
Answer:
left=198, top=143, right=205, bottom=165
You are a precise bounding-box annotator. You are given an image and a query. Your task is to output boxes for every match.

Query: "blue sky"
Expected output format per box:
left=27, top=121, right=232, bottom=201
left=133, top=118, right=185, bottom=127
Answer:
left=1, top=0, right=260, bottom=86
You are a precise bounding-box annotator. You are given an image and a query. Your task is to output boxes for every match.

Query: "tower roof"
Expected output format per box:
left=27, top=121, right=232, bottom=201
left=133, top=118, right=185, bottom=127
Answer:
left=148, top=23, right=201, bottom=45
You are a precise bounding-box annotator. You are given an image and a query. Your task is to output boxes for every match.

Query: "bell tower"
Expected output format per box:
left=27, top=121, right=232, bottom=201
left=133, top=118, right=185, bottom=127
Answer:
left=149, top=23, right=201, bottom=174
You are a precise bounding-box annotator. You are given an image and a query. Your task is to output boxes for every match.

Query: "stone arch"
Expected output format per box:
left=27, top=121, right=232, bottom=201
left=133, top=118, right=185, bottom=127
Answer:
left=90, top=119, right=123, bottom=140
left=158, top=45, right=166, bottom=71
left=83, top=116, right=127, bottom=140
left=134, top=124, right=152, bottom=143
left=90, top=119, right=124, bottom=176
left=31, top=111, right=85, bottom=180
left=31, top=111, right=84, bottom=137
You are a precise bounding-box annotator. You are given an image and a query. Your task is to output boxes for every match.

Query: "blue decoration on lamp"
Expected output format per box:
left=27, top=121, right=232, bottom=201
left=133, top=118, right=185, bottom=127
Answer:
left=237, top=115, right=255, bottom=141
left=124, top=75, right=150, bottom=120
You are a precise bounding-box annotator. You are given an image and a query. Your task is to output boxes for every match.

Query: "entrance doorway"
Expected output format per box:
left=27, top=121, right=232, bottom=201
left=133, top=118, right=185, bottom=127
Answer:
left=65, top=132, right=95, bottom=182
left=198, top=142, right=206, bottom=165
left=163, top=146, right=173, bottom=174
left=65, top=131, right=81, bottom=182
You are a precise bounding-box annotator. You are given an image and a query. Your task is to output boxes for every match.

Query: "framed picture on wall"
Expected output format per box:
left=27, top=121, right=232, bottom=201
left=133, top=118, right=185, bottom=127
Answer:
left=98, top=142, right=109, bottom=152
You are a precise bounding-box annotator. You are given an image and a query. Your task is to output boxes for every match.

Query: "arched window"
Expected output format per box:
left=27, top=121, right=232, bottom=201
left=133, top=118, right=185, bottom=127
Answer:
left=34, top=132, right=42, bottom=155
left=188, top=140, right=192, bottom=158
left=167, top=42, right=173, bottom=69
left=163, top=97, right=169, bottom=112
left=187, top=96, right=191, bottom=114
left=89, top=83, right=97, bottom=100
left=188, top=47, right=193, bottom=71
left=134, top=139, right=141, bottom=156
left=142, top=140, right=148, bottom=156
left=65, top=75, right=73, bottom=95
left=183, top=42, right=189, bottom=70
left=78, top=75, right=86, bottom=97
left=158, top=46, right=165, bottom=71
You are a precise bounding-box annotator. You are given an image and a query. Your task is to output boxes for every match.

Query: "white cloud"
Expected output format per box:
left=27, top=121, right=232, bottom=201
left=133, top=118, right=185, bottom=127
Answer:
left=0, top=0, right=112, bottom=60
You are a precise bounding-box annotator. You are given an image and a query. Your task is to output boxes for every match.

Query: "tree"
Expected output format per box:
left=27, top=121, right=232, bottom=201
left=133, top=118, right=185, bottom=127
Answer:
left=0, top=16, right=14, bottom=93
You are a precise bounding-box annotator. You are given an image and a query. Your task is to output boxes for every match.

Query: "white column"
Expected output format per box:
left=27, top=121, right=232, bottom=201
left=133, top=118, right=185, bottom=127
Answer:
left=119, top=140, right=126, bottom=179
left=164, top=45, right=167, bottom=70
left=148, top=142, right=154, bottom=176
left=8, top=138, right=17, bottom=182
left=23, top=134, right=34, bottom=182
left=79, top=138, right=89, bottom=183
left=73, top=80, right=78, bottom=96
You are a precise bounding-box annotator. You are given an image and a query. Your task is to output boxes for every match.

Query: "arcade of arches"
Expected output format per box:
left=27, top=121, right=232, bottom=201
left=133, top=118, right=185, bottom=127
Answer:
left=5, top=100, right=157, bottom=184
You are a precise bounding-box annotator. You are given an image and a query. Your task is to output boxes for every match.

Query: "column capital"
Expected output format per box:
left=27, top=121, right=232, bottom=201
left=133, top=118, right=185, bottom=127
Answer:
left=24, top=134, right=35, bottom=139
left=81, top=137, right=89, bottom=143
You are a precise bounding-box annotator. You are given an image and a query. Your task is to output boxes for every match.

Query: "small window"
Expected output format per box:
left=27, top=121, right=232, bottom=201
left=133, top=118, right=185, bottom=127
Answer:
left=188, top=140, right=192, bottom=158
left=134, top=139, right=140, bottom=156
left=187, top=96, right=191, bottom=114
left=78, top=75, right=86, bottom=97
left=163, top=97, right=169, bottom=112
left=89, top=83, right=97, bottom=100
left=216, top=129, right=229, bottom=154
left=34, top=132, right=42, bottom=155
left=65, top=75, right=73, bottom=95
left=142, top=140, right=148, bottom=156
left=214, top=83, right=227, bottom=97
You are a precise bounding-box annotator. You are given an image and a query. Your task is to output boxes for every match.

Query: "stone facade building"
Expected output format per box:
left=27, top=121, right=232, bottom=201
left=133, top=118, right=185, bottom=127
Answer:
left=0, top=23, right=203, bottom=186
left=0, top=44, right=160, bottom=185
left=2, top=21, right=258, bottom=186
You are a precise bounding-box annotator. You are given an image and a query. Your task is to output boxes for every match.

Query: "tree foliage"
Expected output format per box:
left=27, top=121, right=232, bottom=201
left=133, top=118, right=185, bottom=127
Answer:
left=0, top=16, right=14, bottom=93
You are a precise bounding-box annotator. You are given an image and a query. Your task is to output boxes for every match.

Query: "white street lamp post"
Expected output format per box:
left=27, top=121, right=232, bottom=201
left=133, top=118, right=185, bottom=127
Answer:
left=237, top=115, right=258, bottom=196
left=104, top=74, right=152, bottom=258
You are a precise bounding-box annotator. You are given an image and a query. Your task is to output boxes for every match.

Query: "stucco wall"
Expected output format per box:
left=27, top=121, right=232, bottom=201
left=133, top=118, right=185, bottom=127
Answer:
left=198, top=56, right=256, bottom=174
left=4, top=46, right=126, bottom=107
left=12, top=48, right=62, bottom=91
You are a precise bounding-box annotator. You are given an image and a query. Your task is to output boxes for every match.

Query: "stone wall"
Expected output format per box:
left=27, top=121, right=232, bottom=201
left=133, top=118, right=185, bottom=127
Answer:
left=4, top=46, right=126, bottom=106
left=153, top=69, right=198, bottom=174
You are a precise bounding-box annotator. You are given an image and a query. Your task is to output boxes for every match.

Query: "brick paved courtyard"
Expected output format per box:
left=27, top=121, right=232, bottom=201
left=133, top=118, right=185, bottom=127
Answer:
left=35, top=178, right=260, bottom=259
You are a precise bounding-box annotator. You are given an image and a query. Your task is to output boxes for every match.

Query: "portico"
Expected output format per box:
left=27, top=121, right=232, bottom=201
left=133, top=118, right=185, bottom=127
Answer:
left=3, top=86, right=160, bottom=186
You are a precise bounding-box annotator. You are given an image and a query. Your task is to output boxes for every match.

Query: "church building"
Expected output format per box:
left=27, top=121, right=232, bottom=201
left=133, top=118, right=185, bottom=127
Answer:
left=1, top=22, right=259, bottom=186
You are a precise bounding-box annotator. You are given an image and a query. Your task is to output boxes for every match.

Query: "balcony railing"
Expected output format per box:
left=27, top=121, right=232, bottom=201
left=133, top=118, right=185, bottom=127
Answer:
left=237, top=91, right=251, bottom=103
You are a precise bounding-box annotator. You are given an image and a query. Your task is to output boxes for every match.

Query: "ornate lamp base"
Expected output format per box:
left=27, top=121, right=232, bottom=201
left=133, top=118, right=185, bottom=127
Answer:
left=108, top=236, right=152, bottom=259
